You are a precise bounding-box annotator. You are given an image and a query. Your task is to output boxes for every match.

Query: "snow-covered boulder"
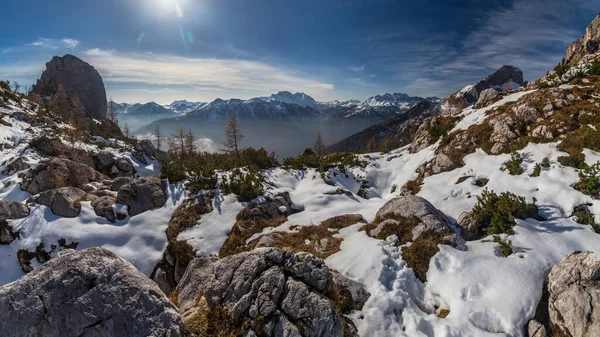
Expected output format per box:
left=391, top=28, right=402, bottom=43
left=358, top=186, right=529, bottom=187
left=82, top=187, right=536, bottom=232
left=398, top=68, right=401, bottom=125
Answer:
left=92, top=151, right=135, bottom=177
left=36, top=187, right=89, bottom=217
left=0, top=200, right=29, bottom=220
left=91, top=196, right=116, bottom=222
left=0, top=247, right=184, bottom=337
left=548, top=251, right=600, bottom=337
left=117, top=176, right=167, bottom=216
left=474, top=88, right=500, bottom=109
left=177, top=248, right=362, bottom=337
left=21, top=157, right=107, bottom=195
left=374, top=195, right=453, bottom=241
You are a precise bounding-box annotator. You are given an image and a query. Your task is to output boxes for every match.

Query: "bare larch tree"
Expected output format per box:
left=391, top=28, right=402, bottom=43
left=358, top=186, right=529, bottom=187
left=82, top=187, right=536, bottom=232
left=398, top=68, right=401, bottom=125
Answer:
left=221, top=115, right=244, bottom=158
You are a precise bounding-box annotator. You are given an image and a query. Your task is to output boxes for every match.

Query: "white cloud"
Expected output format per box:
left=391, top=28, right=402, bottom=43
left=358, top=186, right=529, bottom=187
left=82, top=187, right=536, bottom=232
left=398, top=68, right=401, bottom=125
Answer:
left=83, top=49, right=335, bottom=103
left=30, top=38, right=80, bottom=49
left=350, top=65, right=365, bottom=72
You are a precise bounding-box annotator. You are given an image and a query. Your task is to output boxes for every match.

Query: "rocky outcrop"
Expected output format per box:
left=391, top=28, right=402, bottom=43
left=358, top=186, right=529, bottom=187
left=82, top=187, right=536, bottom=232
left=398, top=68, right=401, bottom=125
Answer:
left=36, top=187, right=89, bottom=217
left=92, top=151, right=135, bottom=177
left=0, top=220, right=18, bottom=244
left=0, top=247, right=184, bottom=337
left=238, top=192, right=299, bottom=221
left=548, top=251, right=600, bottom=337
left=32, top=54, right=107, bottom=120
left=177, top=248, right=366, bottom=337
left=1, top=157, right=30, bottom=175
left=456, top=211, right=485, bottom=241
left=372, top=195, right=455, bottom=242
left=528, top=319, right=548, bottom=337
left=117, top=176, right=167, bottom=216
left=20, top=157, right=106, bottom=195
left=566, top=13, right=600, bottom=66
left=0, top=200, right=29, bottom=220
left=91, top=196, right=116, bottom=222
left=474, top=88, right=500, bottom=109
left=111, top=176, right=132, bottom=191
left=446, top=65, right=525, bottom=112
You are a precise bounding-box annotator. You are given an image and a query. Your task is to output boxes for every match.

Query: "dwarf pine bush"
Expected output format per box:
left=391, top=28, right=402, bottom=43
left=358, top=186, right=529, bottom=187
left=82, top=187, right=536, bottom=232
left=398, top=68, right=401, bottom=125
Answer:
left=576, top=162, right=600, bottom=197
left=504, top=152, right=524, bottom=175
left=472, top=189, right=540, bottom=235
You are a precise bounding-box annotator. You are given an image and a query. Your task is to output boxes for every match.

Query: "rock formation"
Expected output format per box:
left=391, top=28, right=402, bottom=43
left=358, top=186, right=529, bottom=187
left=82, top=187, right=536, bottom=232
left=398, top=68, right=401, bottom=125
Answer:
left=32, top=54, right=107, bottom=120
left=566, top=13, right=600, bottom=66
left=0, top=247, right=184, bottom=337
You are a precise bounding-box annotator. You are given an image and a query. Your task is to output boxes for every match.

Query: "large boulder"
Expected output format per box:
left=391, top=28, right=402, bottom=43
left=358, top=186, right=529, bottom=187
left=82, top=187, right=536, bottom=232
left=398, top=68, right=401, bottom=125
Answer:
left=548, top=251, right=600, bottom=337
left=474, top=88, right=500, bottom=109
left=117, top=177, right=167, bottom=216
left=91, top=196, right=116, bottom=223
left=373, top=195, right=454, bottom=241
left=0, top=220, right=18, bottom=244
left=32, top=54, right=107, bottom=120
left=21, top=157, right=106, bottom=195
left=36, top=187, right=88, bottom=217
left=1, top=157, right=30, bottom=175
left=0, top=200, right=29, bottom=220
left=0, top=247, right=184, bottom=337
left=177, top=248, right=361, bottom=337
left=238, top=192, right=297, bottom=221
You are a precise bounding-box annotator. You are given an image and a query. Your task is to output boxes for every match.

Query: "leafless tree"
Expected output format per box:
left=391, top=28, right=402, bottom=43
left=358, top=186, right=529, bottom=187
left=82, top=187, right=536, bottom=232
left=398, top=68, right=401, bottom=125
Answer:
left=184, top=129, right=197, bottom=155
left=123, top=123, right=131, bottom=138
left=154, top=124, right=163, bottom=150
left=313, top=131, right=327, bottom=158
left=168, top=125, right=186, bottom=157
left=107, top=97, right=117, bottom=122
left=221, top=115, right=244, bottom=158
left=12, top=81, right=20, bottom=94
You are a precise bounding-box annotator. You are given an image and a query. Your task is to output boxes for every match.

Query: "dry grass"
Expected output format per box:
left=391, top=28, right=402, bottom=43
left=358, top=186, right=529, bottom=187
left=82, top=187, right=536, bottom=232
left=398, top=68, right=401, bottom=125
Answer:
left=184, top=296, right=242, bottom=337
left=166, top=200, right=212, bottom=242
left=401, top=232, right=443, bottom=282
left=219, top=217, right=287, bottom=258
left=270, top=214, right=365, bottom=259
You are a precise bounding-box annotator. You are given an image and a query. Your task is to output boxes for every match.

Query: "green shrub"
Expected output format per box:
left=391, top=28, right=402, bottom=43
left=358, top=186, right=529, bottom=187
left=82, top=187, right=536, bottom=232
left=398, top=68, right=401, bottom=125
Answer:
left=575, top=162, right=600, bottom=197
left=591, top=61, right=600, bottom=76
left=186, top=164, right=218, bottom=193
left=554, top=63, right=570, bottom=77
left=572, top=204, right=600, bottom=233
left=541, top=157, right=551, bottom=168
left=531, top=163, right=542, bottom=177
left=475, top=177, right=489, bottom=187
left=493, top=235, right=513, bottom=257
left=222, top=167, right=265, bottom=202
left=238, top=147, right=278, bottom=169
left=473, top=189, right=541, bottom=235
left=283, top=150, right=365, bottom=172
left=503, top=152, right=524, bottom=175
left=161, top=161, right=187, bottom=183
left=558, top=153, right=587, bottom=169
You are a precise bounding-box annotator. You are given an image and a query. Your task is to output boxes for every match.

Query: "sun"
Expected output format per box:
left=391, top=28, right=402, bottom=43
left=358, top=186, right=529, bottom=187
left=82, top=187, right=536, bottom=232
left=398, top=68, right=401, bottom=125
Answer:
left=150, top=0, right=186, bottom=19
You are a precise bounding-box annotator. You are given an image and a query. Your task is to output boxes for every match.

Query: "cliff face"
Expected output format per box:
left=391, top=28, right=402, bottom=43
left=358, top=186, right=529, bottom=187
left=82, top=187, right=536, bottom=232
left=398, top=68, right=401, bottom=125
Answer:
left=32, top=54, right=107, bottom=120
left=566, top=13, right=600, bottom=66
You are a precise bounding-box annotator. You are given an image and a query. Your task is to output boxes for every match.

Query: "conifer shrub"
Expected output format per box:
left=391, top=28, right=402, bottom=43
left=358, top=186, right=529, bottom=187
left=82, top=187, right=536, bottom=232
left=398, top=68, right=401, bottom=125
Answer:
left=160, top=160, right=187, bottom=183
left=474, top=177, right=489, bottom=187
left=553, top=62, right=570, bottom=77
left=575, top=162, right=600, bottom=197
left=282, top=149, right=365, bottom=172
left=591, top=61, right=600, bottom=76
left=503, top=152, right=524, bottom=175
left=531, top=163, right=542, bottom=177
left=186, top=164, right=218, bottom=193
left=493, top=235, right=513, bottom=257
left=472, top=189, right=541, bottom=235
left=572, top=204, right=600, bottom=233
left=221, top=167, right=265, bottom=202
left=541, top=157, right=551, bottom=168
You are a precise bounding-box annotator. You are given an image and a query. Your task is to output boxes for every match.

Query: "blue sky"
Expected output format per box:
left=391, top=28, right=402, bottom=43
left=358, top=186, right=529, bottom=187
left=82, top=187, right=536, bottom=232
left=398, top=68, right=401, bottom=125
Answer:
left=0, top=0, right=597, bottom=104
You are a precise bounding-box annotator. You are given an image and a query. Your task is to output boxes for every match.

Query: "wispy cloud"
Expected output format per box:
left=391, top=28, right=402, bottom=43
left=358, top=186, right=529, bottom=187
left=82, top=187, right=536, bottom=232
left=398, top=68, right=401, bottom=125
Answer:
left=82, top=49, right=334, bottom=103
left=357, top=0, right=593, bottom=97
left=30, top=38, right=80, bottom=49
left=350, top=65, right=365, bottom=72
